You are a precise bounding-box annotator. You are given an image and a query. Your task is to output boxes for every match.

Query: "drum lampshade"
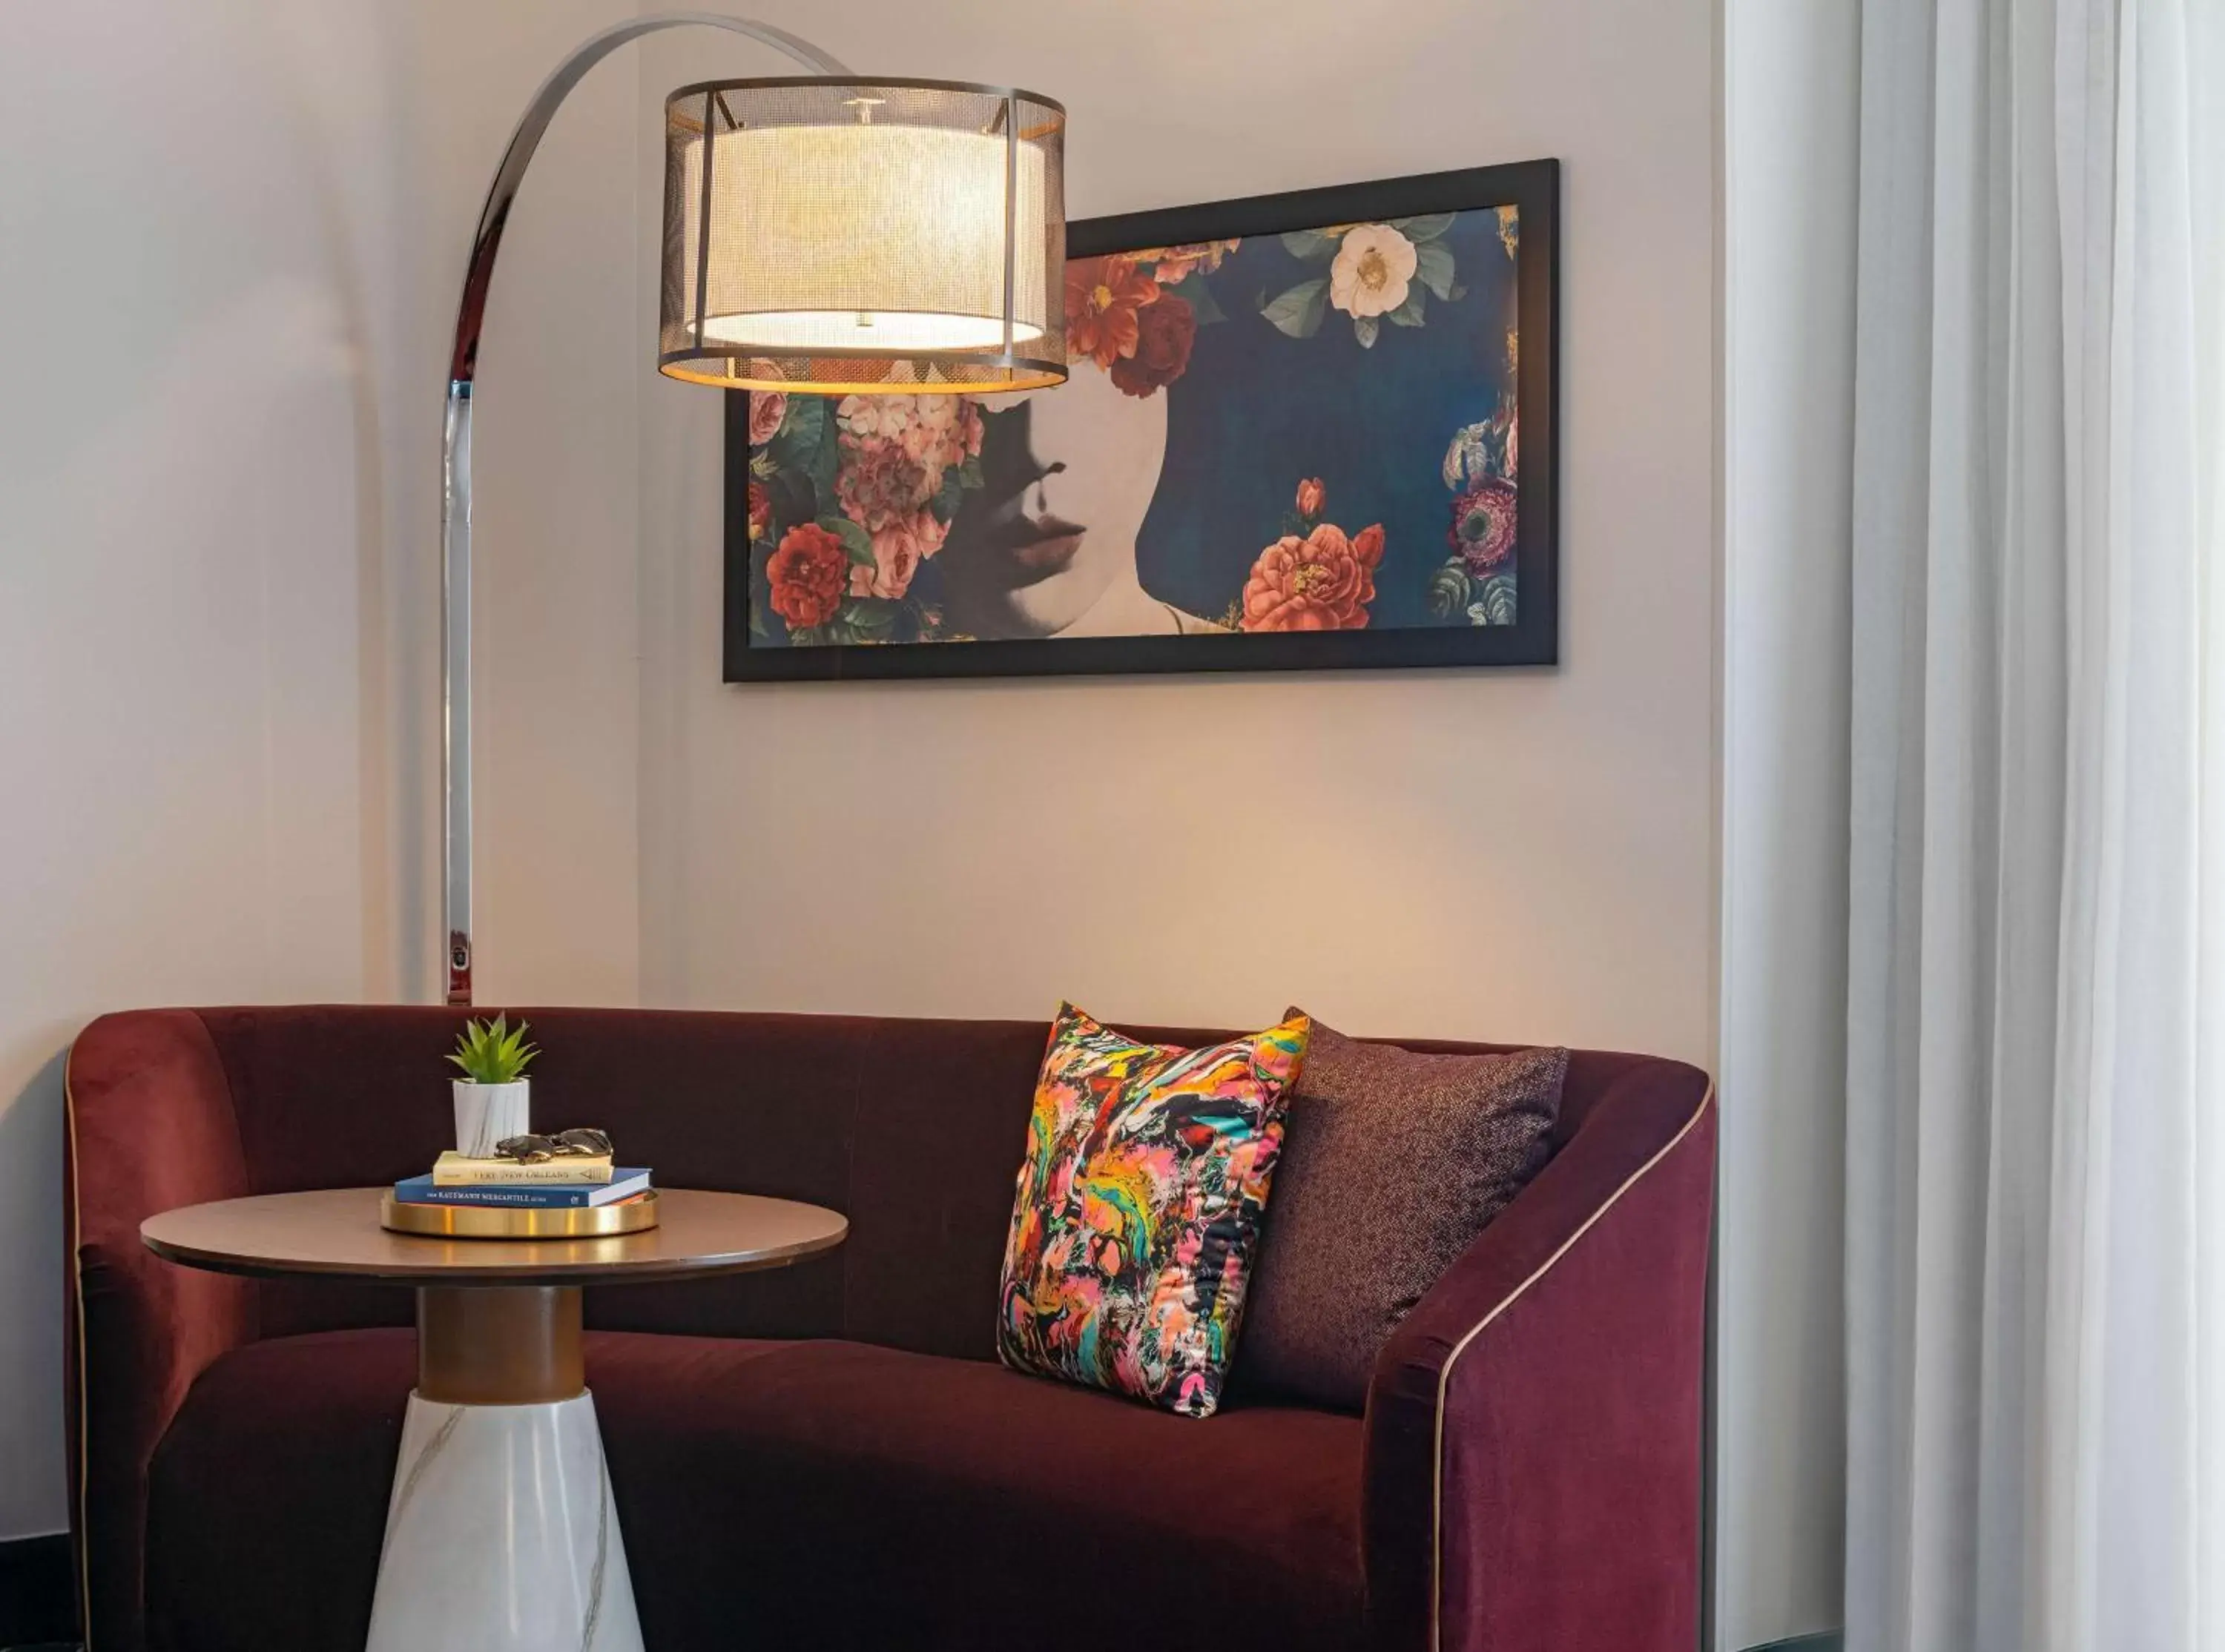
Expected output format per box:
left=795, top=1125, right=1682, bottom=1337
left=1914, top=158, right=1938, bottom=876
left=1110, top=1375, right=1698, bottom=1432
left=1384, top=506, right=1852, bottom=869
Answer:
left=660, top=78, right=1066, bottom=394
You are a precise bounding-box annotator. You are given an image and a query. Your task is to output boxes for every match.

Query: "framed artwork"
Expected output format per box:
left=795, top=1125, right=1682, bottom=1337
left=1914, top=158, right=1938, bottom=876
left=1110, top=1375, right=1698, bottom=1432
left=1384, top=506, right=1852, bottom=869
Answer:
left=724, top=159, right=1558, bottom=681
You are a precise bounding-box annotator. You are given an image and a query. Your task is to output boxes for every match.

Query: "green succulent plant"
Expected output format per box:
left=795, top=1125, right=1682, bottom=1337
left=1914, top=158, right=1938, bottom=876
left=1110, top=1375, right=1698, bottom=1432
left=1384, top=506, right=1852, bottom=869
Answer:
left=446, top=1015, right=538, bottom=1086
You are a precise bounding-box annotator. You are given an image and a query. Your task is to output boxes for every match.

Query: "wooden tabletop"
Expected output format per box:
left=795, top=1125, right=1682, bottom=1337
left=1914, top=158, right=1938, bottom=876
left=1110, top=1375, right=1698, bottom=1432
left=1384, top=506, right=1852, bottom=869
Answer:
left=141, top=1187, right=847, bottom=1286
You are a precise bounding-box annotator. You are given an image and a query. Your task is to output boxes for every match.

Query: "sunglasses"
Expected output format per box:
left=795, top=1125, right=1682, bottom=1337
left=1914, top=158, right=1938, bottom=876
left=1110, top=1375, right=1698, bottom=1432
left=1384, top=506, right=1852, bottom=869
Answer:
left=492, top=1127, right=613, bottom=1164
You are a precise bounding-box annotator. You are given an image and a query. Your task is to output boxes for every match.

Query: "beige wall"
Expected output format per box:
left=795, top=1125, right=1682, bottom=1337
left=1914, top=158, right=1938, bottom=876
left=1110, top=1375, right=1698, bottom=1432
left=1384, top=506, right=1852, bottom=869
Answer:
left=627, top=0, right=1719, bottom=1063
left=4, top=0, right=1744, bottom=1613
left=0, top=0, right=645, bottom=1543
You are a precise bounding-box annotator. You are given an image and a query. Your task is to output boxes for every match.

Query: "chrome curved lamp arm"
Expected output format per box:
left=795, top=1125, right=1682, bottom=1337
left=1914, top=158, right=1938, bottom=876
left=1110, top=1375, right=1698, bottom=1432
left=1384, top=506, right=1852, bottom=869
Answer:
left=442, top=15, right=851, bottom=1004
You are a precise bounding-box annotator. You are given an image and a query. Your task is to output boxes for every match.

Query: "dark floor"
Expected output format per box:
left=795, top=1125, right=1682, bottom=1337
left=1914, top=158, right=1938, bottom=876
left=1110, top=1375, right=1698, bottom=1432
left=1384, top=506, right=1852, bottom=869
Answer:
left=0, top=1533, right=76, bottom=1651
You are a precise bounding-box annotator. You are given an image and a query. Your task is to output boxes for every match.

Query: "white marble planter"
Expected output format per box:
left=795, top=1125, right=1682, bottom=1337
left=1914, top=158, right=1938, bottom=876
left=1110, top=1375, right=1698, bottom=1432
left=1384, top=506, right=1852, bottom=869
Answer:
left=452, top=1079, right=530, bottom=1157
left=366, top=1390, right=642, bottom=1652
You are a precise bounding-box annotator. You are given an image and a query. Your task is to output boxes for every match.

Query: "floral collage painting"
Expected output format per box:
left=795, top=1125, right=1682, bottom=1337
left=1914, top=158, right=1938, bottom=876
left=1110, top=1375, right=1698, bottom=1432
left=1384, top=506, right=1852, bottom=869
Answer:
left=725, top=162, right=1558, bottom=679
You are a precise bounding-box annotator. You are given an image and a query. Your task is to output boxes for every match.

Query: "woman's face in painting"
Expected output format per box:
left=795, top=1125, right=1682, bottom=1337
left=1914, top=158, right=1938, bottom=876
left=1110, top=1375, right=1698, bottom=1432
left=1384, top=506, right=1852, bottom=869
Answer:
left=937, top=366, right=1169, bottom=638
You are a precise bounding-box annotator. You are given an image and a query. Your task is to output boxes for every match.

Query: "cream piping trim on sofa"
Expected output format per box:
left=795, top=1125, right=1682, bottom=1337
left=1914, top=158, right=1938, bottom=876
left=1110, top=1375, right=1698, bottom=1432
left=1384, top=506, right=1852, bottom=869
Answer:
left=65, top=1047, right=95, bottom=1652
left=1428, top=1081, right=1715, bottom=1651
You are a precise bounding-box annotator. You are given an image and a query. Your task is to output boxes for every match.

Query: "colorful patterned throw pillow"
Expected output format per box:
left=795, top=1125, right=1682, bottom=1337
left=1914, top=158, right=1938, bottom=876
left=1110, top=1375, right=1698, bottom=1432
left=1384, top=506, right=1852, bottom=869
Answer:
left=997, top=1003, right=1311, bottom=1418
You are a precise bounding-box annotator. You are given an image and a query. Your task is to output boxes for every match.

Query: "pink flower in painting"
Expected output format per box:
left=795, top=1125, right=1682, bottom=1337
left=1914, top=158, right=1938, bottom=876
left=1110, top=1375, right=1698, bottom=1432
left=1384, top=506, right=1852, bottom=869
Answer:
left=833, top=394, right=977, bottom=521
left=847, top=509, right=946, bottom=601
left=1239, top=522, right=1385, bottom=632
left=833, top=394, right=908, bottom=444
left=1295, top=477, right=1325, bottom=518
left=896, top=417, right=944, bottom=467
left=900, top=394, right=972, bottom=469
left=1140, top=239, right=1239, bottom=283
left=952, top=398, right=984, bottom=463
left=1449, top=477, right=1518, bottom=573
left=836, top=439, right=933, bottom=533
left=746, top=388, right=788, bottom=446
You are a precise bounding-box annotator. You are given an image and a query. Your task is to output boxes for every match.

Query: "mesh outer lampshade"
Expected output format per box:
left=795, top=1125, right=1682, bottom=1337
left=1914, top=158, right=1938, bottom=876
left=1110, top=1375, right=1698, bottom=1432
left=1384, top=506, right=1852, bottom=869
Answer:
left=660, top=77, right=1066, bottom=394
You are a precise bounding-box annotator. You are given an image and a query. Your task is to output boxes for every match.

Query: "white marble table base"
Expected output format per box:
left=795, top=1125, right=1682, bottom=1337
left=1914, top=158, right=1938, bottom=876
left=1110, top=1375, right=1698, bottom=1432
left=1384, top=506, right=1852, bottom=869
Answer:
left=139, top=1188, right=850, bottom=1649
left=364, top=1286, right=643, bottom=1652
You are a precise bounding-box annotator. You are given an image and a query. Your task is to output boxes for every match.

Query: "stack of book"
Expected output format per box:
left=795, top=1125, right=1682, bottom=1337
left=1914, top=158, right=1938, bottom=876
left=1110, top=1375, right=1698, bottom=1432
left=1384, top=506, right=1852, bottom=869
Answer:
left=393, top=1149, right=653, bottom=1210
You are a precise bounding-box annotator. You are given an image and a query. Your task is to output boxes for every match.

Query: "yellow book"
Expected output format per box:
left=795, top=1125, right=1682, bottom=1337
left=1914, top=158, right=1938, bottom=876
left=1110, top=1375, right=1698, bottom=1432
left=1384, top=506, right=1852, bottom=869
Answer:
left=431, top=1150, right=614, bottom=1187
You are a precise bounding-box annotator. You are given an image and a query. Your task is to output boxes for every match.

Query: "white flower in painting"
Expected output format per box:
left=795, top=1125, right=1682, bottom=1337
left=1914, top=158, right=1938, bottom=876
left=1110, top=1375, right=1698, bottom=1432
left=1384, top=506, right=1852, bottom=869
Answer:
left=1443, top=410, right=1520, bottom=489
left=1328, top=223, right=1418, bottom=319
left=1443, top=422, right=1491, bottom=489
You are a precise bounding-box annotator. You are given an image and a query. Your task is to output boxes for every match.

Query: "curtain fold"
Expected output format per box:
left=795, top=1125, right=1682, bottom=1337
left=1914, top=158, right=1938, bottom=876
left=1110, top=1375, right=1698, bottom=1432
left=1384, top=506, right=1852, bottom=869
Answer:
left=1845, top=0, right=2225, bottom=1648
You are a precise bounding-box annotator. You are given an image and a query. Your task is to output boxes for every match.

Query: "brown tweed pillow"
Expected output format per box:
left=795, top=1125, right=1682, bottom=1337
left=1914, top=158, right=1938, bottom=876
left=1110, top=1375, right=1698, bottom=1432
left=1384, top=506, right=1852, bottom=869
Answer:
left=1236, top=1014, right=1567, bottom=1410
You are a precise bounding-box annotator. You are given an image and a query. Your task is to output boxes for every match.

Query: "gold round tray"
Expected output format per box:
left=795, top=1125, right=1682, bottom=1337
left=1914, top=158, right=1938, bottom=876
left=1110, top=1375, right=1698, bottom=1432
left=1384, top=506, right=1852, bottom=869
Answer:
left=380, top=1189, right=661, bottom=1241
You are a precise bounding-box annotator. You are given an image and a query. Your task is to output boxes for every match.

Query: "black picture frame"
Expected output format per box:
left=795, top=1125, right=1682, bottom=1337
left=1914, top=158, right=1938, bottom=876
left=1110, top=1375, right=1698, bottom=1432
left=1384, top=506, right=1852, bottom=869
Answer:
left=723, top=158, right=1560, bottom=682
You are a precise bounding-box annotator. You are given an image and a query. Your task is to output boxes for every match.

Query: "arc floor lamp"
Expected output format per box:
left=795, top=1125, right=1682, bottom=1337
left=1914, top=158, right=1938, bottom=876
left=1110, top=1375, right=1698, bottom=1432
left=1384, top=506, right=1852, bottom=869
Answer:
left=441, top=11, right=1067, bottom=1003
left=365, top=19, right=1064, bottom=1651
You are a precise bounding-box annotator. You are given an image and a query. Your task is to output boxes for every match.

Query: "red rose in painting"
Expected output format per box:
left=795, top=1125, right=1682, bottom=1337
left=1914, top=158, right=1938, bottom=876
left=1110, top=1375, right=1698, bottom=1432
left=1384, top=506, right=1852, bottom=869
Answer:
left=1295, top=477, right=1325, bottom=518
left=1239, top=521, right=1385, bottom=631
left=765, top=522, right=849, bottom=630
left=1109, top=292, right=1196, bottom=397
left=1449, top=478, right=1518, bottom=572
left=745, top=480, right=772, bottom=542
left=1065, top=255, right=1160, bottom=369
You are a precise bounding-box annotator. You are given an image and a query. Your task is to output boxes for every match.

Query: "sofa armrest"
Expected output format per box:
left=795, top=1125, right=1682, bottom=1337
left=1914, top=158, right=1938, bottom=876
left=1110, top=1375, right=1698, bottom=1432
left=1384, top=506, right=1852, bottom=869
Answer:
left=66, top=1010, right=257, bottom=1652
left=1361, top=1063, right=1714, bottom=1652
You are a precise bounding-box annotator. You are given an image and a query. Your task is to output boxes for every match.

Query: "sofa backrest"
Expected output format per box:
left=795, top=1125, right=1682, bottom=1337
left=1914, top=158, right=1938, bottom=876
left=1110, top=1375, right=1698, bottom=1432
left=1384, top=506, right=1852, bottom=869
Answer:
left=87, top=1004, right=1669, bottom=1361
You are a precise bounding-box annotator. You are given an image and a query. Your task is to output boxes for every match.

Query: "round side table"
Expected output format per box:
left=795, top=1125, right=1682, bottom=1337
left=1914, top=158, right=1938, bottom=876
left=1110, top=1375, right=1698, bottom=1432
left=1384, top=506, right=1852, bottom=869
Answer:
left=142, top=1186, right=847, bottom=1652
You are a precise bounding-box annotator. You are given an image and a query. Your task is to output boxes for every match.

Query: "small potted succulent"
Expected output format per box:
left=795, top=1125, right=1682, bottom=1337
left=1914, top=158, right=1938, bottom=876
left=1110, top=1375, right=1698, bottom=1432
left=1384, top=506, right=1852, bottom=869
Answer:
left=447, top=1014, right=538, bottom=1157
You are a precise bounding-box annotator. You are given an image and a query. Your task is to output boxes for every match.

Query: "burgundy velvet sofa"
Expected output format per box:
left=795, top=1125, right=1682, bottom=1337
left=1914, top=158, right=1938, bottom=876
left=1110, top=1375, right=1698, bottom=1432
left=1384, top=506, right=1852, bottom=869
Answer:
left=65, top=1005, right=1713, bottom=1652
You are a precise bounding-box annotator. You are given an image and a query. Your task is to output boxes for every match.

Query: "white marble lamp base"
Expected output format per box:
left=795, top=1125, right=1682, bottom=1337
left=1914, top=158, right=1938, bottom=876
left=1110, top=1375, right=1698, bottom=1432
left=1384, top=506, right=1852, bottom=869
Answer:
left=366, top=1390, right=642, bottom=1652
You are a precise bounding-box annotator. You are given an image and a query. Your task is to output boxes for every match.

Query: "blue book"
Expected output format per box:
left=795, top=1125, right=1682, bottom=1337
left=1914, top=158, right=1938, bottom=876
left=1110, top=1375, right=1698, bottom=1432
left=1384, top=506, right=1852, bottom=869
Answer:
left=393, top=1169, right=652, bottom=1209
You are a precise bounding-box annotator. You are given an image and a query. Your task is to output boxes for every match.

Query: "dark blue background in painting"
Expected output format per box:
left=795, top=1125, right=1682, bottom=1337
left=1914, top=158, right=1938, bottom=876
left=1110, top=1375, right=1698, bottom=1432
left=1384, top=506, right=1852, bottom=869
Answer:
left=1138, top=209, right=1519, bottom=628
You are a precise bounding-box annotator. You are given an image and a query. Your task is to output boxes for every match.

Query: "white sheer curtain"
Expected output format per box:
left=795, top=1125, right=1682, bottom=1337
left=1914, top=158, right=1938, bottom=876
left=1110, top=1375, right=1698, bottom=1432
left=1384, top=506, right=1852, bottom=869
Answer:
left=1844, top=0, right=2225, bottom=1649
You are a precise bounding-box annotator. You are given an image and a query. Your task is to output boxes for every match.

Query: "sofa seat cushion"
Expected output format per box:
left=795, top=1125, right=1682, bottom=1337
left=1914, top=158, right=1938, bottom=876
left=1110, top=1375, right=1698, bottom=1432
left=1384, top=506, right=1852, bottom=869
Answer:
left=146, top=1327, right=1365, bottom=1652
